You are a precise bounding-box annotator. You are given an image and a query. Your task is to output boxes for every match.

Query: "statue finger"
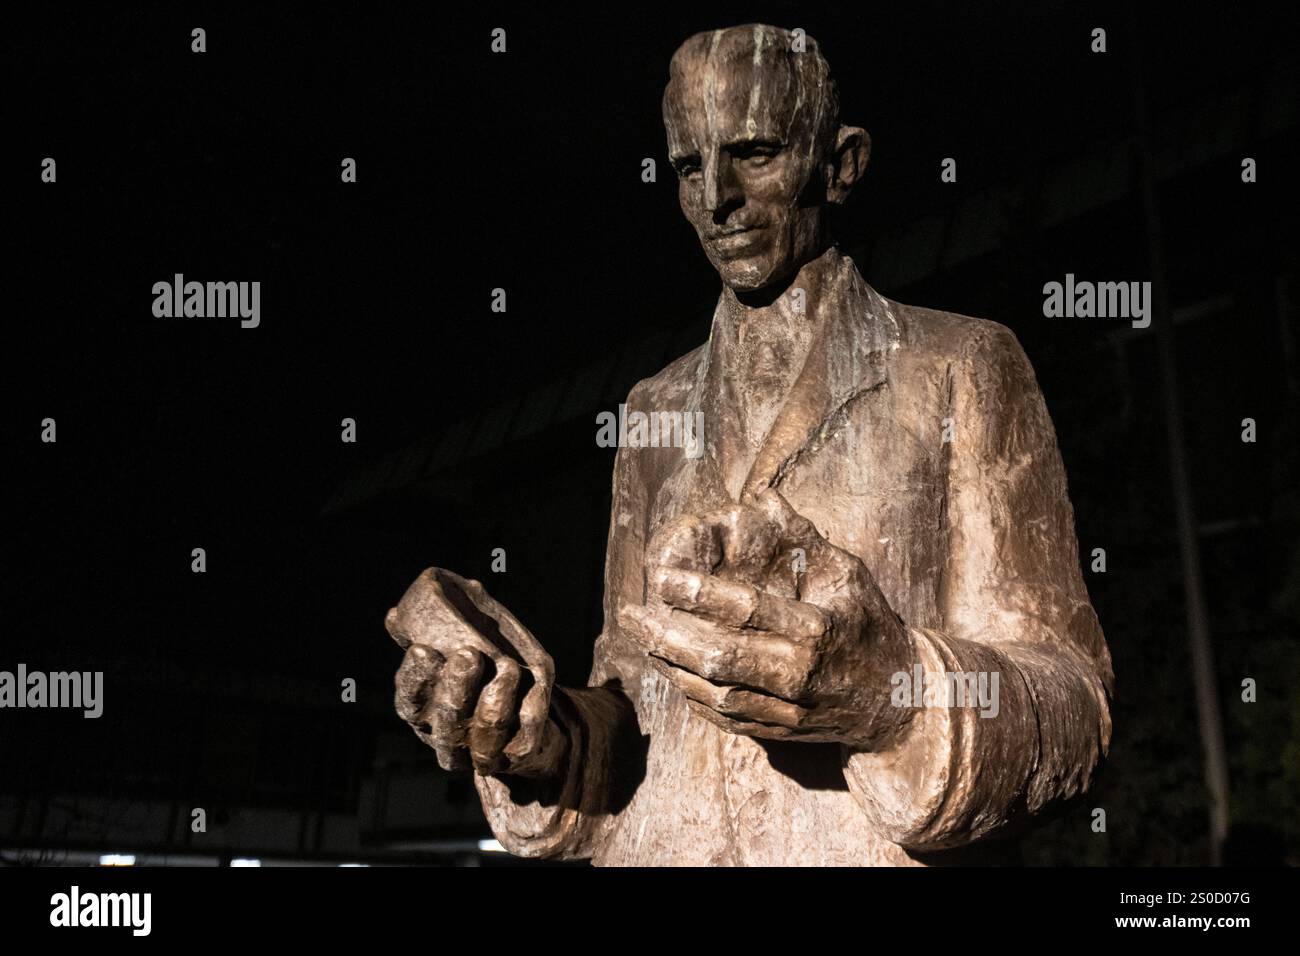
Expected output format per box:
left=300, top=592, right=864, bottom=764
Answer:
left=649, top=566, right=828, bottom=639
left=623, top=604, right=813, bottom=701
left=384, top=604, right=414, bottom=650
left=394, top=643, right=444, bottom=725
left=467, top=657, right=523, bottom=773
left=683, top=698, right=800, bottom=740
left=426, top=648, right=486, bottom=770
left=749, top=488, right=824, bottom=555
left=501, top=675, right=553, bottom=768
left=707, top=503, right=783, bottom=583
left=650, top=658, right=813, bottom=728
left=648, top=513, right=723, bottom=573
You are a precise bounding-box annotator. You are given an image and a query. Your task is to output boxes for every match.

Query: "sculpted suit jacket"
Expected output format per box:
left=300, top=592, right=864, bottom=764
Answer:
left=475, top=250, right=1114, bottom=865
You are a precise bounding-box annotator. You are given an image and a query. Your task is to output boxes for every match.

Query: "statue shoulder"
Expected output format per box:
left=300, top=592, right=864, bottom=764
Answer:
left=624, top=342, right=708, bottom=412
left=888, top=297, right=1029, bottom=370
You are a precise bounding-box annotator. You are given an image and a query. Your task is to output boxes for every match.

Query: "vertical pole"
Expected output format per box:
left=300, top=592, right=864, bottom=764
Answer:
left=1125, top=10, right=1230, bottom=864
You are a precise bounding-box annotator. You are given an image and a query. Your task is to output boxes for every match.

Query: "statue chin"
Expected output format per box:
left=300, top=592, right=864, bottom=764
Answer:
left=710, top=234, right=824, bottom=296
left=714, top=258, right=781, bottom=294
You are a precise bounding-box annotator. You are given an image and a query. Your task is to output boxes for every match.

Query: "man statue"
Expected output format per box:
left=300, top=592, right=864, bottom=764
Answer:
left=385, top=24, right=1114, bottom=865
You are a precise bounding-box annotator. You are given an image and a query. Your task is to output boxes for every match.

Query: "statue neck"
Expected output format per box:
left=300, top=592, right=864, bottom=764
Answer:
left=719, top=245, right=843, bottom=351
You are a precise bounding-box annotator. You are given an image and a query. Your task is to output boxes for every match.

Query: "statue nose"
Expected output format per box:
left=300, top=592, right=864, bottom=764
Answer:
left=703, top=155, right=741, bottom=214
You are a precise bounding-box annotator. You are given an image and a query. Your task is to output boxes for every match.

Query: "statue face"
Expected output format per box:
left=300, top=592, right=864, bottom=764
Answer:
left=664, top=38, right=829, bottom=293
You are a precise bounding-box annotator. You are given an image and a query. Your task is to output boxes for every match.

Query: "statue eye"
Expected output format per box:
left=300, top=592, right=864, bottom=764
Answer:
left=730, top=142, right=782, bottom=168
left=674, top=158, right=702, bottom=179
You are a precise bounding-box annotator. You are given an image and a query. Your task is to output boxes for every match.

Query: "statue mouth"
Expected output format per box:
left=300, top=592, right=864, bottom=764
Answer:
left=708, top=226, right=766, bottom=257
left=707, top=223, right=761, bottom=239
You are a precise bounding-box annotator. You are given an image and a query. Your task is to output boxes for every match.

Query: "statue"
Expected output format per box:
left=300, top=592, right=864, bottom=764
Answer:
left=385, top=24, right=1114, bottom=865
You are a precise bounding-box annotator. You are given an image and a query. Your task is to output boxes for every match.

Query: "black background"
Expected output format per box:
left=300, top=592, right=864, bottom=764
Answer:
left=4, top=1, right=1298, bottom=866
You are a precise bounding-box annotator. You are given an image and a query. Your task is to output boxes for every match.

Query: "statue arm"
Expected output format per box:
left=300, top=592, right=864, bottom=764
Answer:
left=472, top=683, right=634, bottom=859
left=473, top=437, right=648, bottom=859
left=843, top=321, right=1114, bottom=851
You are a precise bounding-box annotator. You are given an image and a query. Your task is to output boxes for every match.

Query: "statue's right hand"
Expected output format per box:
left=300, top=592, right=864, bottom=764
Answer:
left=385, top=569, right=563, bottom=778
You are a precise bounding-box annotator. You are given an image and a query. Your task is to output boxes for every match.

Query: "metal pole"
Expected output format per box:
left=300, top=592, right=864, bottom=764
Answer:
left=1125, top=9, right=1230, bottom=865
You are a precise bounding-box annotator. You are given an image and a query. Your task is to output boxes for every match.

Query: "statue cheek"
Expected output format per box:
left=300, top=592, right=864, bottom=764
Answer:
left=680, top=193, right=710, bottom=231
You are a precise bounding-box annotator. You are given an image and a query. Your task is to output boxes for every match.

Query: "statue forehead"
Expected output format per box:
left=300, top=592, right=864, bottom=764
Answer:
left=664, top=25, right=817, bottom=152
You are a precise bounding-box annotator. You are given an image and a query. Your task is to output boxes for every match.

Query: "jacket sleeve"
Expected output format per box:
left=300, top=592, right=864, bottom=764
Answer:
left=473, top=684, right=635, bottom=859
left=842, top=320, right=1114, bottom=850
left=473, top=415, right=648, bottom=859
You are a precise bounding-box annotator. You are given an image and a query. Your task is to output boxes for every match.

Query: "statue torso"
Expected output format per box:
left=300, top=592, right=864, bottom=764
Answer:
left=588, top=264, right=1013, bottom=865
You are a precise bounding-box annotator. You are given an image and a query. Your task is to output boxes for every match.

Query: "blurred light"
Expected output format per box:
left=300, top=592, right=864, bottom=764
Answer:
left=230, top=858, right=262, bottom=867
left=477, top=839, right=505, bottom=853
left=337, top=863, right=370, bottom=867
left=99, top=854, right=136, bottom=866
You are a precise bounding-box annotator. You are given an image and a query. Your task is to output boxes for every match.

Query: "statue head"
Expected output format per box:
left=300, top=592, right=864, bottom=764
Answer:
left=663, top=24, right=870, bottom=294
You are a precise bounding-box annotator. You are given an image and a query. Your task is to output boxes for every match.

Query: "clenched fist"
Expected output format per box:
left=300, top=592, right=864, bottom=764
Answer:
left=621, top=489, right=914, bottom=749
left=385, top=569, right=567, bottom=778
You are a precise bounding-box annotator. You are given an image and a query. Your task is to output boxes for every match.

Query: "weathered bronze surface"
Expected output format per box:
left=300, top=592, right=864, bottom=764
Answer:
left=386, top=23, right=1113, bottom=865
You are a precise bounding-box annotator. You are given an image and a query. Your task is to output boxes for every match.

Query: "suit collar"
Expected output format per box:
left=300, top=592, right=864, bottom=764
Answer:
left=686, top=249, right=901, bottom=503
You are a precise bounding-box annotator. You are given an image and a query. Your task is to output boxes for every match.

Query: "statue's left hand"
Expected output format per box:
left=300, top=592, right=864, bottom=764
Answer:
left=620, top=489, right=913, bottom=749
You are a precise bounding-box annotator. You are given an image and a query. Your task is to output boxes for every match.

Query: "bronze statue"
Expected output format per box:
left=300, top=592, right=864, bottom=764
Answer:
left=385, top=23, right=1114, bottom=865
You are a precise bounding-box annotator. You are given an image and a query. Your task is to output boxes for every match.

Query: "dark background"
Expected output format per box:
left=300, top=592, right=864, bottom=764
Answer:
left=3, top=1, right=1297, bottom=865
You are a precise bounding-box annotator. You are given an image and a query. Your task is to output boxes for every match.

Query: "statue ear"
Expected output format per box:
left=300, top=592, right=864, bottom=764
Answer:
left=826, top=126, right=870, bottom=204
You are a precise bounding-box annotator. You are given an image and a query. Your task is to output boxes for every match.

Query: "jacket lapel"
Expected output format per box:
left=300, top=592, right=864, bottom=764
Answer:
left=741, top=254, right=900, bottom=501
left=674, top=251, right=901, bottom=511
